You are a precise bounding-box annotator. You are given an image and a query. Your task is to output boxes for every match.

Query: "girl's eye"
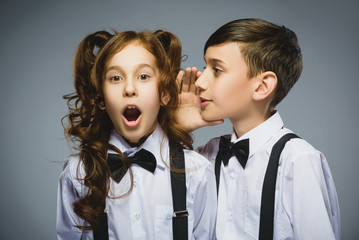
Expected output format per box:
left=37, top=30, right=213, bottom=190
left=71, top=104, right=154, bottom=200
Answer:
left=110, top=76, right=122, bottom=82
left=138, top=74, right=150, bottom=80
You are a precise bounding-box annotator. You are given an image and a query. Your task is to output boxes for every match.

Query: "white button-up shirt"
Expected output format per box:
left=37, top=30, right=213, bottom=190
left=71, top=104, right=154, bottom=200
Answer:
left=57, top=126, right=217, bottom=240
left=198, top=112, right=340, bottom=240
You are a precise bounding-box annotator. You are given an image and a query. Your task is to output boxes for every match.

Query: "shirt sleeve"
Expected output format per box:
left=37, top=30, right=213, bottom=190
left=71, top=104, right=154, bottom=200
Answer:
left=196, top=137, right=221, bottom=164
left=56, top=157, right=87, bottom=240
left=281, top=141, right=341, bottom=240
left=191, top=161, right=217, bottom=240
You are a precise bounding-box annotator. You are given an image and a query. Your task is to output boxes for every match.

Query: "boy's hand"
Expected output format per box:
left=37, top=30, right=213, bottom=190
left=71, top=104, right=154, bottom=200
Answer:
left=176, top=67, right=224, bottom=132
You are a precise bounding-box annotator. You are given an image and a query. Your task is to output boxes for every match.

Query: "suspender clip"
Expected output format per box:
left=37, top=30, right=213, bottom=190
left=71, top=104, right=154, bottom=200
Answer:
left=173, top=210, right=189, bottom=218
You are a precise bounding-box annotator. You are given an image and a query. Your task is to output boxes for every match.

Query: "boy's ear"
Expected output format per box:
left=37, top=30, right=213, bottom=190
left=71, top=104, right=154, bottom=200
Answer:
left=161, top=91, right=170, bottom=106
left=252, top=71, right=277, bottom=101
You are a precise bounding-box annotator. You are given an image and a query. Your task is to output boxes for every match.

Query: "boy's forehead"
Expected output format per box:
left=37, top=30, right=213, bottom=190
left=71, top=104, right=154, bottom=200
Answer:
left=204, top=42, right=243, bottom=62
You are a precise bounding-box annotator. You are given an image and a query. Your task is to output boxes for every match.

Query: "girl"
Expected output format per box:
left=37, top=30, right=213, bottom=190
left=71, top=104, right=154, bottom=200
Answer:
left=57, top=29, right=217, bottom=240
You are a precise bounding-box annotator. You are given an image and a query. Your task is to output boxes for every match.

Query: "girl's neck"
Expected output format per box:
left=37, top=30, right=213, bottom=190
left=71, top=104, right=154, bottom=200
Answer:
left=122, top=129, right=156, bottom=148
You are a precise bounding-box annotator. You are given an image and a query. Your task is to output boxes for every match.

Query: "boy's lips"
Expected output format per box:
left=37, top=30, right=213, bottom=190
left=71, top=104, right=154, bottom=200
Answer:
left=122, top=104, right=142, bottom=127
left=200, top=97, right=211, bottom=107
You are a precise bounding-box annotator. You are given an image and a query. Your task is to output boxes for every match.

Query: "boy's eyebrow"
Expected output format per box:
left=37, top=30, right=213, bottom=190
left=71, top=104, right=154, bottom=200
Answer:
left=206, top=58, right=225, bottom=66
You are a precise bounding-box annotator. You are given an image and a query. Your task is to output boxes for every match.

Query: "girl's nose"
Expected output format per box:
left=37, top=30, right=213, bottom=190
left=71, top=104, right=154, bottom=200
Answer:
left=123, top=80, right=137, bottom=97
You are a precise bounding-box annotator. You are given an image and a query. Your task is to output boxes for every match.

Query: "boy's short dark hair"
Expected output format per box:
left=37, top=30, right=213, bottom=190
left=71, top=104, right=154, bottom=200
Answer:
left=204, top=18, right=303, bottom=108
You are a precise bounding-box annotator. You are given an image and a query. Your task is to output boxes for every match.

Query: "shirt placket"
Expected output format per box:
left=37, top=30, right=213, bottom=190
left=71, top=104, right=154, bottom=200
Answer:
left=130, top=170, right=146, bottom=239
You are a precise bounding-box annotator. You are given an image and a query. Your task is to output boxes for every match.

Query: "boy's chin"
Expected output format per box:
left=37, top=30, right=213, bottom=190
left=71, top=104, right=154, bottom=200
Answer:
left=202, top=112, right=223, bottom=122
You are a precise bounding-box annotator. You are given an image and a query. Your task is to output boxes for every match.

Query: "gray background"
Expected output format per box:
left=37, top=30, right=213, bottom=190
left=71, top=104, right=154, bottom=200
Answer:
left=1, top=0, right=358, bottom=239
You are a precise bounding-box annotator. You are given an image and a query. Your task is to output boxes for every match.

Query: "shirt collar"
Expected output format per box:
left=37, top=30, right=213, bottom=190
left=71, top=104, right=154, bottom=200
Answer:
left=108, top=124, right=168, bottom=170
left=231, top=111, right=284, bottom=158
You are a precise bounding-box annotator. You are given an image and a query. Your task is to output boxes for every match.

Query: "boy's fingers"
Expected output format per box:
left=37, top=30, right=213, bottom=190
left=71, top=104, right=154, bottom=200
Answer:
left=207, top=119, right=225, bottom=126
left=194, top=119, right=224, bottom=131
left=176, top=70, right=184, bottom=92
left=189, top=67, right=198, bottom=94
left=181, top=67, right=192, bottom=92
left=195, top=71, right=202, bottom=95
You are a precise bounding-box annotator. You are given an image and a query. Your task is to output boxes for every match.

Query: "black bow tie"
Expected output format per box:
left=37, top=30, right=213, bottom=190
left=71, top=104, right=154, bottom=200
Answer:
left=107, top=148, right=157, bottom=183
left=217, top=136, right=250, bottom=168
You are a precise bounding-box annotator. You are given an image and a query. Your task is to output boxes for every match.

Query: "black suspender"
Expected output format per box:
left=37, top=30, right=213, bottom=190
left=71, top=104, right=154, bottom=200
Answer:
left=170, top=143, right=188, bottom=240
left=214, top=153, right=221, bottom=196
left=93, top=143, right=188, bottom=240
left=259, top=133, right=299, bottom=240
left=93, top=209, right=109, bottom=240
left=214, top=133, right=299, bottom=240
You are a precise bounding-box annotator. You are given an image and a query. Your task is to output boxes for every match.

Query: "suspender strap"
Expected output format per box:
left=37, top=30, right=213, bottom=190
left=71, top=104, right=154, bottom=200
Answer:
left=93, top=210, right=109, bottom=240
left=214, top=154, right=221, bottom=196
left=170, top=143, right=188, bottom=240
left=259, top=133, right=299, bottom=240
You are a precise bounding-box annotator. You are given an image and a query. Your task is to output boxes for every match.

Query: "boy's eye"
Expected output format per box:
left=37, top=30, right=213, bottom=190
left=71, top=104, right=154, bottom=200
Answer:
left=213, top=67, right=223, bottom=74
left=110, top=76, right=122, bottom=81
left=138, top=74, right=150, bottom=80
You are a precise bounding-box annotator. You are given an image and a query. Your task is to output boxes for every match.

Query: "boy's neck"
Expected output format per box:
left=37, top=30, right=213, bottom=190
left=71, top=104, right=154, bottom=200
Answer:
left=230, top=109, right=273, bottom=138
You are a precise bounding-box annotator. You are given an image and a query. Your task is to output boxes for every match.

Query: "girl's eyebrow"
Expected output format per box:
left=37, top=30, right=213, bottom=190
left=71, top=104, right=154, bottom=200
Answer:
left=106, top=63, right=155, bottom=73
left=106, top=65, right=122, bottom=73
left=135, top=63, right=155, bottom=72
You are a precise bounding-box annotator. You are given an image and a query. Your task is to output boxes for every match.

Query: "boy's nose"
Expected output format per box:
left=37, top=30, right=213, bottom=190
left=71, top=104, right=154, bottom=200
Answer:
left=195, top=70, right=208, bottom=91
left=123, top=80, right=137, bottom=97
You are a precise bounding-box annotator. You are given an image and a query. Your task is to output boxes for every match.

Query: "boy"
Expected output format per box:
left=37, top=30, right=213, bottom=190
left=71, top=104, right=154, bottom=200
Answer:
left=177, top=18, right=340, bottom=239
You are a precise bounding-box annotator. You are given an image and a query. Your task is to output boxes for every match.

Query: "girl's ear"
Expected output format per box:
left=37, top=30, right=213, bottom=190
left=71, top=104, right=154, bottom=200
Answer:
left=160, top=91, right=170, bottom=106
left=98, top=101, right=106, bottom=110
left=252, top=71, right=277, bottom=101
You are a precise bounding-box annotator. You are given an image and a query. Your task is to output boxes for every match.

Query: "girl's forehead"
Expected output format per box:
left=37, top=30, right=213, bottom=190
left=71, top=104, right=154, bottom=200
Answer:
left=105, top=43, right=159, bottom=72
left=115, top=42, right=156, bottom=60
left=114, top=41, right=146, bottom=54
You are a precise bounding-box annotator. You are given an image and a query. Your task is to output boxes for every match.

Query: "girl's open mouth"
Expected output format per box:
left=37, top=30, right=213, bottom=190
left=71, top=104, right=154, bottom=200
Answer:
left=122, top=105, right=142, bottom=127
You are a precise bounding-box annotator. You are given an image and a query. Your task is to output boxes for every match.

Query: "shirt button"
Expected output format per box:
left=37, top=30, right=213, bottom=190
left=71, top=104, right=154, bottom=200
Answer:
left=229, top=170, right=237, bottom=179
left=228, top=211, right=233, bottom=221
left=135, top=213, right=141, bottom=220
